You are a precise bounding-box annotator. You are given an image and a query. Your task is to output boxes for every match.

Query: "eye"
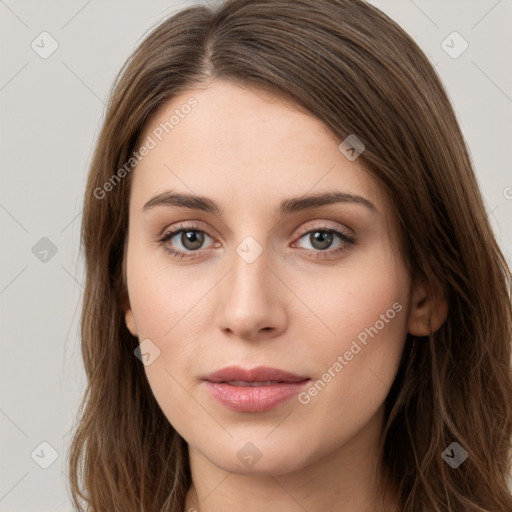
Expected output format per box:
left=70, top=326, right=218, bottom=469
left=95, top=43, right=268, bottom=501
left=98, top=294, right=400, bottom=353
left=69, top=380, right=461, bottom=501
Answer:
left=158, top=223, right=356, bottom=261
left=292, top=226, right=355, bottom=258
left=158, top=223, right=217, bottom=259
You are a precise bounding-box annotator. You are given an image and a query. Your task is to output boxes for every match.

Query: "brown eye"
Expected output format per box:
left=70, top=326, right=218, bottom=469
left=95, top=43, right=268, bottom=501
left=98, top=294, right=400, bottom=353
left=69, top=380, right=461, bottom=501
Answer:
left=179, top=230, right=205, bottom=250
left=159, top=226, right=216, bottom=259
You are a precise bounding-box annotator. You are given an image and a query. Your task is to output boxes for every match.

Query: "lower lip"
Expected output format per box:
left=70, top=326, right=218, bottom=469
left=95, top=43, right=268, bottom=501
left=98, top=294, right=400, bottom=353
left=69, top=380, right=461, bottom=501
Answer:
left=204, top=380, right=310, bottom=412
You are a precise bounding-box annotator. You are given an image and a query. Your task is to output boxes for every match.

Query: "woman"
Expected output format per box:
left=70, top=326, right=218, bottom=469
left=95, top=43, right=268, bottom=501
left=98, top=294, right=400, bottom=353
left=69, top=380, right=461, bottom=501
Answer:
left=68, top=0, right=512, bottom=510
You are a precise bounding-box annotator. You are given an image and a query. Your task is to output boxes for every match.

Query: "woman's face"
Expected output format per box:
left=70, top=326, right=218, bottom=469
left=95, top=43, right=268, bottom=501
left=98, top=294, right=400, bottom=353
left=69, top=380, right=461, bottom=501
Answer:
left=124, top=79, right=411, bottom=475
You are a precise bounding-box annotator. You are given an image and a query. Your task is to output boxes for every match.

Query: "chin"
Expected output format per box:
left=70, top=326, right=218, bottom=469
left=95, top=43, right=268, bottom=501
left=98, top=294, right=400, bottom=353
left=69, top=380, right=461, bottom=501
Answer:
left=190, top=435, right=317, bottom=476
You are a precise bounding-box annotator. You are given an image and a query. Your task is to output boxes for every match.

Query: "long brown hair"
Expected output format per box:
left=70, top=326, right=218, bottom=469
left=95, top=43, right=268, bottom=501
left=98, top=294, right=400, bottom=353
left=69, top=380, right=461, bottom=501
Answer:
left=68, top=0, right=512, bottom=510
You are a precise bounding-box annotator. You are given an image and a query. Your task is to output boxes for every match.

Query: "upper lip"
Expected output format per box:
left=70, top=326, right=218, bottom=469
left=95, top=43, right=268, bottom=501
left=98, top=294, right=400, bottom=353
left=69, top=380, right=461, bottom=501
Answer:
left=203, top=365, right=309, bottom=383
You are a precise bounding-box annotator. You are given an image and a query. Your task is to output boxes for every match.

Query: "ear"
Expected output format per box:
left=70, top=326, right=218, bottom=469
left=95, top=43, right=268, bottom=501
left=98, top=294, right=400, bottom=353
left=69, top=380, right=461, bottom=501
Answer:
left=121, top=293, right=138, bottom=337
left=125, top=307, right=138, bottom=337
left=408, top=279, right=448, bottom=336
left=120, top=240, right=138, bottom=337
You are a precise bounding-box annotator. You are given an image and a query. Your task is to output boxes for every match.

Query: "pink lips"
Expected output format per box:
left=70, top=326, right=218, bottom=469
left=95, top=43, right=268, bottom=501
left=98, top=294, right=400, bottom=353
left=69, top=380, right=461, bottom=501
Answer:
left=202, top=366, right=310, bottom=413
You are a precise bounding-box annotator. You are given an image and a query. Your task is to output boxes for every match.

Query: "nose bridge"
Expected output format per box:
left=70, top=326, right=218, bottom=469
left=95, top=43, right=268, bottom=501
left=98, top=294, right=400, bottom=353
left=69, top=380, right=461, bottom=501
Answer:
left=216, top=232, right=287, bottom=339
left=229, top=234, right=272, bottom=303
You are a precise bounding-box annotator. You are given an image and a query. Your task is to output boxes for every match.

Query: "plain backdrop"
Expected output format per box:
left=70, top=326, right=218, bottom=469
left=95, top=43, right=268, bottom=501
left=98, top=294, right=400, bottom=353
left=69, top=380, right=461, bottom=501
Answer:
left=0, top=1, right=511, bottom=510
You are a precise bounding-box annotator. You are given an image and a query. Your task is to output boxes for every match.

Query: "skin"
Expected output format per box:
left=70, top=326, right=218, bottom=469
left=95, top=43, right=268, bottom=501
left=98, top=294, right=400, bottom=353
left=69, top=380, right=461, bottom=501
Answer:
left=123, top=79, right=447, bottom=512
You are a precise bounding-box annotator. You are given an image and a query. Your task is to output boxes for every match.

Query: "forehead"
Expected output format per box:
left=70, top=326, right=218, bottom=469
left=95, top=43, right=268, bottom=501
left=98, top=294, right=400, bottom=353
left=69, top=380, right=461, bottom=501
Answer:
left=130, top=79, right=386, bottom=218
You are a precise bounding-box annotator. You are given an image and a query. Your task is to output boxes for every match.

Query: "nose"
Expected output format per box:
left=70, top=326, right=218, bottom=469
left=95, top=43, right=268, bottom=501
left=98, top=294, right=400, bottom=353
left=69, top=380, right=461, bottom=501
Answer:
left=216, top=243, right=288, bottom=341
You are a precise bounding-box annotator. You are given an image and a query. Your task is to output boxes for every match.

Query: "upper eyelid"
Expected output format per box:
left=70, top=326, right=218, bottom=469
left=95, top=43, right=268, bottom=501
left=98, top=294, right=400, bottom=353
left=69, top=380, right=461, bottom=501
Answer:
left=161, top=220, right=214, bottom=236
left=294, top=221, right=353, bottom=236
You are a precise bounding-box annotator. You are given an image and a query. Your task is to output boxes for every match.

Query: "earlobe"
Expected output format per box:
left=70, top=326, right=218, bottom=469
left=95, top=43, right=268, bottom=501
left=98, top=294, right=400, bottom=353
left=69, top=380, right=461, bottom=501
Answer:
left=125, top=307, right=138, bottom=337
left=407, top=279, right=448, bottom=336
left=121, top=269, right=138, bottom=337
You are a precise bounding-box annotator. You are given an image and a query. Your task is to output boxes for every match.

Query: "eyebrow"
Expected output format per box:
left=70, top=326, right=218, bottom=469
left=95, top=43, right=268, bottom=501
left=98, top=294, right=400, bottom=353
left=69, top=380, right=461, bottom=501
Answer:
left=142, top=190, right=378, bottom=216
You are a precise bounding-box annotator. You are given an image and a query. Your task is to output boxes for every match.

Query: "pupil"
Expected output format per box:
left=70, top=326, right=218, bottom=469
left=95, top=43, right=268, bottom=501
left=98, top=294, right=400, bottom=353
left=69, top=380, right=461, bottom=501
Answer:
left=311, top=231, right=332, bottom=250
left=183, top=230, right=204, bottom=250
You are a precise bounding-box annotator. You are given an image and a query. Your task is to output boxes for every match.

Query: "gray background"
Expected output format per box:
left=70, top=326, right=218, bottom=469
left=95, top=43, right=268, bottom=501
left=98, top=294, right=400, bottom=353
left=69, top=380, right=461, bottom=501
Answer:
left=1, top=1, right=511, bottom=511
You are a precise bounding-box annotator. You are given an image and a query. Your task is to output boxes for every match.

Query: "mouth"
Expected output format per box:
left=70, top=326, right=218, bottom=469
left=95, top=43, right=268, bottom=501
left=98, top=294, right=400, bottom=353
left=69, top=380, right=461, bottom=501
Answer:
left=203, top=365, right=309, bottom=383
left=202, top=366, right=310, bottom=412
left=222, top=380, right=288, bottom=386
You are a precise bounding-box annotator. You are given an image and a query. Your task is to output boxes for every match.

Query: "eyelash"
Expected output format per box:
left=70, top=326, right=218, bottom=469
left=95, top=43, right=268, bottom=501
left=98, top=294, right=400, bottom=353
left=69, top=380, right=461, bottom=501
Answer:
left=158, top=222, right=356, bottom=261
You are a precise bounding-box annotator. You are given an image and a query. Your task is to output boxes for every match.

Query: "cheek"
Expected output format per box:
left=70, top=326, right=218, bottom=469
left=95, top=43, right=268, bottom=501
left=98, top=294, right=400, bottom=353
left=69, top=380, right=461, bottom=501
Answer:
left=292, top=248, right=409, bottom=434
left=293, top=241, right=407, bottom=350
left=125, top=242, right=222, bottom=431
left=126, top=237, right=219, bottom=341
